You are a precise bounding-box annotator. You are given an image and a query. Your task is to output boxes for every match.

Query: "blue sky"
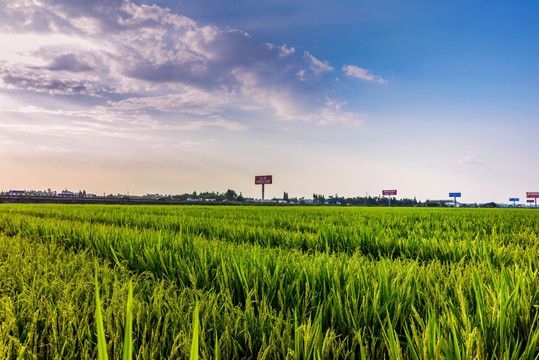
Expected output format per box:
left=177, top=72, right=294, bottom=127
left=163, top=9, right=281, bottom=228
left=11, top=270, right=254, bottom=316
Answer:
left=0, top=0, right=537, bottom=203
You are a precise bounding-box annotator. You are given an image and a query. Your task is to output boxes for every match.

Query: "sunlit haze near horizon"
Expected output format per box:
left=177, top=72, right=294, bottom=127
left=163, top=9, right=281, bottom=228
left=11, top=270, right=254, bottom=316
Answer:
left=1, top=0, right=538, bottom=204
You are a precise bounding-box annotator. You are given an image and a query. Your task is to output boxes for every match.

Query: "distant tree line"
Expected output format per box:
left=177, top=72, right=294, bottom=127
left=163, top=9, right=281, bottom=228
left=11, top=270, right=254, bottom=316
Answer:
left=1, top=188, right=507, bottom=207
left=168, top=190, right=246, bottom=202
left=166, top=190, right=422, bottom=206
left=314, top=194, right=421, bottom=206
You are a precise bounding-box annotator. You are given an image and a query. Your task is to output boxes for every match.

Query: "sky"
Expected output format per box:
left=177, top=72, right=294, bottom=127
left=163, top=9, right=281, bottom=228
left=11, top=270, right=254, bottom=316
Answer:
left=0, top=0, right=538, bottom=203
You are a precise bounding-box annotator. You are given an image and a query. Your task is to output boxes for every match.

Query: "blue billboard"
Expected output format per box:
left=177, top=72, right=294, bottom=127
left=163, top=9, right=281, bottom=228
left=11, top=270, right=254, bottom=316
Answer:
left=449, top=192, right=461, bottom=197
left=509, top=198, right=519, bottom=202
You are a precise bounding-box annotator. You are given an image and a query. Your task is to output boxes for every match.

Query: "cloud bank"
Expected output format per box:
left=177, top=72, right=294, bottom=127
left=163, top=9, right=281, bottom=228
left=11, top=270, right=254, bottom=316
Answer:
left=0, top=0, right=379, bottom=133
left=342, top=64, right=386, bottom=83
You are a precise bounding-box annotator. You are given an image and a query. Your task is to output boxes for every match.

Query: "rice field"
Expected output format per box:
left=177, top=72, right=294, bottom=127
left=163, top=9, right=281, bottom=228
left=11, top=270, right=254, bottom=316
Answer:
left=0, top=204, right=538, bottom=359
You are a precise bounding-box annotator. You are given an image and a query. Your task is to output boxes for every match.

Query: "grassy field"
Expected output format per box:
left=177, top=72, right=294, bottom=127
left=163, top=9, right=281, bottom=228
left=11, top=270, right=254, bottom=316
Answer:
left=0, top=204, right=538, bottom=359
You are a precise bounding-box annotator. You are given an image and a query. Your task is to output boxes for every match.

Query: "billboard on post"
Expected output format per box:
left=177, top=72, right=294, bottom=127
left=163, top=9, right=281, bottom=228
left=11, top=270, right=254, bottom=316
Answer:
left=526, top=192, right=539, bottom=198
left=509, top=198, right=519, bottom=202
left=382, top=190, right=397, bottom=196
left=449, top=192, right=461, bottom=197
left=255, top=175, right=272, bottom=184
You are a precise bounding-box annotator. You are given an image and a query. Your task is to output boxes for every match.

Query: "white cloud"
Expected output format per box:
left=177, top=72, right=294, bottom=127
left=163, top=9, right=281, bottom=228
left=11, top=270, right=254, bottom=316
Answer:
left=318, top=99, right=365, bottom=125
left=0, top=0, right=365, bottom=136
left=110, top=91, right=230, bottom=115
left=267, top=43, right=296, bottom=57
left=0, top=135, right=21, bottom=146
left=304, top=51, right=334, bottom=74
left=342, top=64, right=386, bottom=83
left=193, top=117, right=250, bottom=131
left=280, top=44, right=295, bottom=56
left=0, top=104, right=157, bottom=140
left=458, top=154, right=485, bottom=167
left=0, top=65, right=108, bottom=96
left=0, top=120, right=145, bottom=139
left=1, top=102, right=249, bottom=138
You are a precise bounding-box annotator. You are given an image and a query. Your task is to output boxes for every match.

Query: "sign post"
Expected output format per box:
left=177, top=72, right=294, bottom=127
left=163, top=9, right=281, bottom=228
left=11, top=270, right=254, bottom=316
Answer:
left=255, top=175, right=272, bottom=202
left=509, top=198, right=519, bottom=207
left=526, top=192, right=539, bottom=208
left=449, top=192, right=461, bottom=208
left=527, top=199, right=535, bottom=208
left=382, top=190, right=397, bottom=206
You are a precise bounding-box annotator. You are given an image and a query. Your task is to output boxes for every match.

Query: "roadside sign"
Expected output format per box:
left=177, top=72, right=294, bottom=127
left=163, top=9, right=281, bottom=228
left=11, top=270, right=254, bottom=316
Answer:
left=255, top=175, right=272, bottom=185
left=382, top=189, right=397, bottom=206
left=527, top=200, right=534, bottom=203
left=509, top=198, right=519, bottom=202
left=255, top=175, right=272, bottom=202
left=449, top=192, right=461, bottom=208
left=526, top=192, right=539, bottom=198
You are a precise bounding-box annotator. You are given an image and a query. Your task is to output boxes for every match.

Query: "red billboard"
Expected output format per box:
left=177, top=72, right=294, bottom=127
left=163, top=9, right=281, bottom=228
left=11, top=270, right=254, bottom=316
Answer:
left=382, top=190, right=397, bottom=196
left=527, top=192, right=539, bottom=198
left=255, top=175, right=272, bottom=184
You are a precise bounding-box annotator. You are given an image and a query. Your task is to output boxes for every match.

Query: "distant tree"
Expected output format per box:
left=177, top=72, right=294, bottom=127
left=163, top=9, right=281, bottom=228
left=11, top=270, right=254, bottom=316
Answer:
left=225, top=189, right=237, bottom=201
left=236, top=192, right=244, bottom=202
left=283, top=191, right=289, bottom=201
left=315, top=194, right=325, bottom=204
left=366, top=196, right=376, bottom=206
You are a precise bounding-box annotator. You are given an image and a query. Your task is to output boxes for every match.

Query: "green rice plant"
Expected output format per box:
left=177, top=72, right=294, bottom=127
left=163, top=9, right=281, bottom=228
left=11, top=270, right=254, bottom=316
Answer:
left=0, top=233, right=214, bottom=358
left=3, top=205, right=537, bottom=270
left=95, top=269, right=134, bottom=360
left=190, top=302, right=200, bottom=360
left=123, top=282, right=134, bottom=360
left=95, top=267, right=110, bottom=360
left=1, top=204, right=539, bottom=359
left=2, top=205, right=538, bottom=270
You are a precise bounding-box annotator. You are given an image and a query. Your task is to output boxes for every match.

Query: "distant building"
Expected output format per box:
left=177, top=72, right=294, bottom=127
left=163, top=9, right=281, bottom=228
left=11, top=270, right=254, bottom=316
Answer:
left=58, top=190, right=75, bottom=197
left=426, top=199, right=453, bottom=207
left=9, top=190, right=26, bottom=196
left=31, top=190, right=52, bottom=196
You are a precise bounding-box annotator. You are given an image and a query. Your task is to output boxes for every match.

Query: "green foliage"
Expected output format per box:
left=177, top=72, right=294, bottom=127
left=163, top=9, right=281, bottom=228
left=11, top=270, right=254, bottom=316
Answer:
left=123, top=282, right=133, bottom=360
left=95, top=266, right=110, bottom=360
left=0, top=204, right=538, bottom=359
left=190, top=302, right=199, bottom=360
